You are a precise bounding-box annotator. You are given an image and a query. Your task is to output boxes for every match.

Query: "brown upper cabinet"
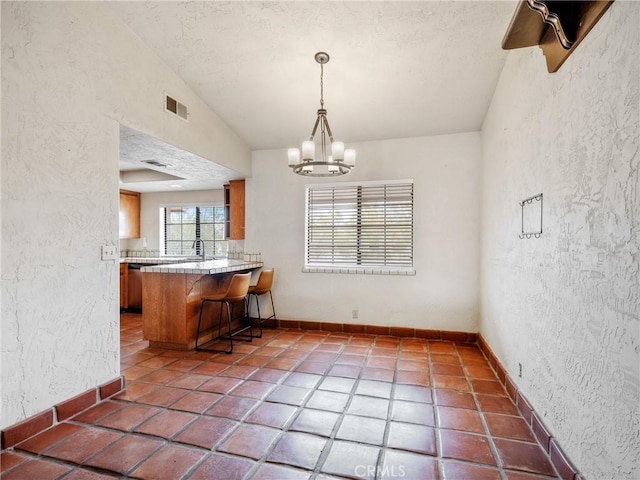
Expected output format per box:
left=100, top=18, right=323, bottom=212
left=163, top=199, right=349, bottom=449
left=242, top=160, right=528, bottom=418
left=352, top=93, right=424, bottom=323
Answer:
left=224, top=179, right=245, bottom=240
left=119, top=189, right=140, bottom=239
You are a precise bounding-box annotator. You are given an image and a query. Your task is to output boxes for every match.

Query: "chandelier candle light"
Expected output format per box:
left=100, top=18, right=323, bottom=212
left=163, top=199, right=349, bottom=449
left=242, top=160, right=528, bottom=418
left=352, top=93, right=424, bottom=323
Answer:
left=288, top=52, right=356, bottom=177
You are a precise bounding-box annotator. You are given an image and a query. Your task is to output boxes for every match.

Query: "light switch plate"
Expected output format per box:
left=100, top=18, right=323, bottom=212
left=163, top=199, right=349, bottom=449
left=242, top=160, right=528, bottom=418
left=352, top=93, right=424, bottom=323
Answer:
left=101, top=245, right=118, bottom=260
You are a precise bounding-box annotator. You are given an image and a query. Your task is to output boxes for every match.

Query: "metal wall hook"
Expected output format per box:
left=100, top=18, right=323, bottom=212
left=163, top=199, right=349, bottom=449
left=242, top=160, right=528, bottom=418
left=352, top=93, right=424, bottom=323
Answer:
left=519, top=193, right=543, bottom=206
left=519, top=232, right=542, bottom=239
left=519, top=193, right=543, bottom=239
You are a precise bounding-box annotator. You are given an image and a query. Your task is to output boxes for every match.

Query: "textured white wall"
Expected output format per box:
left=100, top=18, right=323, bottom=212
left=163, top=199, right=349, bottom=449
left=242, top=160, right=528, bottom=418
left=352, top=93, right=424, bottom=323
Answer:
left=480, top=2, right=639, bottom=478
left=246, top=134, right=481, bottom=331
left=1, top=3, right=249, bottom=428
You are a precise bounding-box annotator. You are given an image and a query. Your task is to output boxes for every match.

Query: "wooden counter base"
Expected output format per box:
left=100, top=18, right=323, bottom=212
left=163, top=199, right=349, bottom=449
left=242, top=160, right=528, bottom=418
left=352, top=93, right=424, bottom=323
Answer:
left=142, top=270, right=253, bottom=350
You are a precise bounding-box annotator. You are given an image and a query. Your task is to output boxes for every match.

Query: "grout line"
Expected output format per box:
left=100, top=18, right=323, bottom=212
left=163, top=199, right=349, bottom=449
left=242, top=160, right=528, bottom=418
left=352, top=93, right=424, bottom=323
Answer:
left=429, top=340, right=446, bottom=480
left=310, top=332, right=357, bottom=477
left=455, top=342, right=507, bottom=479
left=373, top=335, right=402, bottom=480
left=7, top=316, right=560, bottom=479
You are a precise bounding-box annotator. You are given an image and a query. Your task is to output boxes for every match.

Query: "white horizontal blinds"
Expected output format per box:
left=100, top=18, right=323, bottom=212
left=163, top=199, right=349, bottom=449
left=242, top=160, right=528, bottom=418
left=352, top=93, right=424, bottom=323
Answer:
left=307, top=187, right=357, bottom=266
left=306, top=181, right=413, bottom=267
left=360, top=183, right=413, bottom=266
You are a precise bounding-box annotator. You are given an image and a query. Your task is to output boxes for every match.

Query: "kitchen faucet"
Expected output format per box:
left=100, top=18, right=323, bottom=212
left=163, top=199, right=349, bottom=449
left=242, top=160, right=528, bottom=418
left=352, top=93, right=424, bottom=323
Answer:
left=192, top=239, right=206, bottom=260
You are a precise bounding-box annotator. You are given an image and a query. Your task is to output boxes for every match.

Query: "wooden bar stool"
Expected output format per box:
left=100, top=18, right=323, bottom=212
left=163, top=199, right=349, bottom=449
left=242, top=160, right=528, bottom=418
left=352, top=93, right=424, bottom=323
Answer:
left=196, top=272, right=252, bottom=354
left=246, top=268, right=276, bottom=338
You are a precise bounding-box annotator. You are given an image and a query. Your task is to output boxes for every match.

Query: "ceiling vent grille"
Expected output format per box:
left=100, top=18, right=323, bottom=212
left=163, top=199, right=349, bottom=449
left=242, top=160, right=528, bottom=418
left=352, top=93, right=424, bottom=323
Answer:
left=142, top=159, right=170, bottom=168
left=165, top=94, right=188, bottom=121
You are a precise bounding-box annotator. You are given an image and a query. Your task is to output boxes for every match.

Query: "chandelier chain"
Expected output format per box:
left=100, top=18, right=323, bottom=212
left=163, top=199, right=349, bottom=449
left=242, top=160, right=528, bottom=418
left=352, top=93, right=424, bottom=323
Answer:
left=320, top=63, right=324, bottom=108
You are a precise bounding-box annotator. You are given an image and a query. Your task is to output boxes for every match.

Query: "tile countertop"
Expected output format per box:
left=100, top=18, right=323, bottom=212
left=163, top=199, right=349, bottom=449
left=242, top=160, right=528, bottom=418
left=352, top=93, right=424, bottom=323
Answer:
left=121, top=256, right=203, bottom=265
left=140, top=258, right=264, bottom=275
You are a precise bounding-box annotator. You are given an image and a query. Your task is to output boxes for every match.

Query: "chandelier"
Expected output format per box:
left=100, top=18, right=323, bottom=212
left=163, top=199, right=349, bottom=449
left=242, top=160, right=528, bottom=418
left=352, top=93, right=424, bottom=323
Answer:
left=288, top=52, right=356, bottom=177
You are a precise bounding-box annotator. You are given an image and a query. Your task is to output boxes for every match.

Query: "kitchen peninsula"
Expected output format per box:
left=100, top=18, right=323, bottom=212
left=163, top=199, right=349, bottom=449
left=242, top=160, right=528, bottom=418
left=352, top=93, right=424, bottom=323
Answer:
left=120, top=255, right=203, bottom=311
left=141, top=258, right=263, bottom=350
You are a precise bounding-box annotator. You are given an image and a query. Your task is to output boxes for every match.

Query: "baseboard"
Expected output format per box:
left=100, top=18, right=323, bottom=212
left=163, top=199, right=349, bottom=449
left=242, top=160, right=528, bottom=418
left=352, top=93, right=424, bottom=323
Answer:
left=477, top=334, right=582, bottom=480
left=267, top=318, right=478, bottom=343
left=1, top=376, right=125, bottom=450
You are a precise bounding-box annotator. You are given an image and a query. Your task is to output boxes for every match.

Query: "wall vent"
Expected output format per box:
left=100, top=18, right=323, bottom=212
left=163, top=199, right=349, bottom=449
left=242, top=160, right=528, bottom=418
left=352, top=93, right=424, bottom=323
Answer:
left=165, top=94, right=188, bottom=121
left=142, top=159, right=170, bottom=168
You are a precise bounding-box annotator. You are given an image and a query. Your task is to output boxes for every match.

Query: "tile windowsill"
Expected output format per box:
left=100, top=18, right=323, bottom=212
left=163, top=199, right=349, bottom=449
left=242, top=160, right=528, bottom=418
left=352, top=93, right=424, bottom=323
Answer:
left=303, top=266, right=416, bottom=276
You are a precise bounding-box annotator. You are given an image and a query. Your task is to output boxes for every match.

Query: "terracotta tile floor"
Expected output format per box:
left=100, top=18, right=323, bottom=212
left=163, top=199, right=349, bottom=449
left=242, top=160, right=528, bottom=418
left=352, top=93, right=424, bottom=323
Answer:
left=1, top=313, right=560, bottom=480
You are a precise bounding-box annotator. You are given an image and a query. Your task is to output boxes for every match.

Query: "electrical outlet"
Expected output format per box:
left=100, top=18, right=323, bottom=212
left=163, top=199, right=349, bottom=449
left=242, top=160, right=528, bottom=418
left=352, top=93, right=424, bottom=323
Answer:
left=101, top=245, right=118, bottom=261
left=352, top=309, right=358, bottom=319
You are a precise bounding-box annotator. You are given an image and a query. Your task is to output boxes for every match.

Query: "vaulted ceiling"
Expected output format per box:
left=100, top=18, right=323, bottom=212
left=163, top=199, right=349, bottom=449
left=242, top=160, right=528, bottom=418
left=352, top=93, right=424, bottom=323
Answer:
left=111, top=1, right=516, bottom=191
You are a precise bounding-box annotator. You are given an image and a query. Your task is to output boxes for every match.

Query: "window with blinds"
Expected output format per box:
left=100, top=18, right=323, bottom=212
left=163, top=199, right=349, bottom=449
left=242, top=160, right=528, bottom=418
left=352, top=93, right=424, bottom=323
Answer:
left=161, top=205, right=226, bottom=257
left=305, top=180, right=414, bottom=272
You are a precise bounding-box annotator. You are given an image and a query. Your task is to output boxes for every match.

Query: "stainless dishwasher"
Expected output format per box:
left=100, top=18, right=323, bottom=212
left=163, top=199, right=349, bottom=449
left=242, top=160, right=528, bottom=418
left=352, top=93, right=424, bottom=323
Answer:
left=127, top=264, right=143, bottom=311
